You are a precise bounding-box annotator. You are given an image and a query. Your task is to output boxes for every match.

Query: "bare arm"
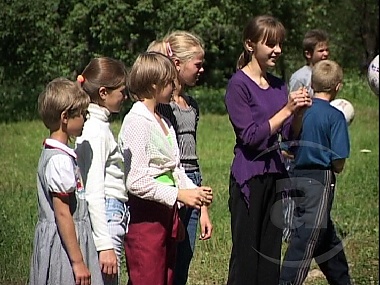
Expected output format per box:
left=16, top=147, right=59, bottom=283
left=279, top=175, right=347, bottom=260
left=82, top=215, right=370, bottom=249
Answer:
left=199, top=206, right=213, bottom=240
left=53, top=193, right=91, bottom=285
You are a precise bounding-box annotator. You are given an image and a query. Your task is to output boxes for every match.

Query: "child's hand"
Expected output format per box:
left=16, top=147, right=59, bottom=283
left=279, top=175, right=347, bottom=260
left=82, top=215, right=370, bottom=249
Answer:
left=99, top=249, right=118, bottom=279
left=199, top=186, right=213, bottom=206
left=177, top=186, right=213, bottom=209
left=199, top=206, right=213, bottom=240
left=281, top=150, right=294, bottom=160
left=287, top=87, right=312, bottom=113
left=72, top=260, right=91, bottom=285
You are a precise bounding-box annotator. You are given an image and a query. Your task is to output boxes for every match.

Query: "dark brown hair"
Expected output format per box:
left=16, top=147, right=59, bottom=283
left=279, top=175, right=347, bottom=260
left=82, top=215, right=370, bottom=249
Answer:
left=236, top=15, right=286, bottom=69
left=302, top=29, right=329, bottom=60
left=79, top=57, right=127, bottom=102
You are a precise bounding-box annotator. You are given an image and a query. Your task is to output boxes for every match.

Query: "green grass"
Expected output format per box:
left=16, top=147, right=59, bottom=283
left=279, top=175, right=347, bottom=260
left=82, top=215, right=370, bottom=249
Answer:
left=0, top=79, right=378, bottom=284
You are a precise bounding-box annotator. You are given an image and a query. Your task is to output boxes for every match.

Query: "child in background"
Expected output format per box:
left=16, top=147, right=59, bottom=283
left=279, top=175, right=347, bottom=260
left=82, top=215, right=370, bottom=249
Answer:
left=279, top=60, right=352, bottom=285
left=224, top=15, right=311, bottom=285
left=29, top=78, right=103, bottom=285
left=75, top=57, right=129, bottom=285
left=118, top=52, right=213, bottom=285
left=147, top=30, right=212, bottom=285
left=289, top=29, right=330, bottom=96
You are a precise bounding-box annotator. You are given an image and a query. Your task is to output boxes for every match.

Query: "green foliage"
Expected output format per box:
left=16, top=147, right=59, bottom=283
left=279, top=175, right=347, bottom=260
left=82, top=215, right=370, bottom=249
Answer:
left=0, top=84, right=42, bottom=122
left=0, top=0, right=379, bottom=121
left=192, top=87, right=227, bottom=115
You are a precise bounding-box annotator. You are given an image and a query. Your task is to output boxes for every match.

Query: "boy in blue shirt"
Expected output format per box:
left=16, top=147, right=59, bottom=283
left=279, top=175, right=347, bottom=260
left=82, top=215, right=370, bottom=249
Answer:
left=279, top=60, right=352, bottom=285
left=282, top=29, right=330, bottom=242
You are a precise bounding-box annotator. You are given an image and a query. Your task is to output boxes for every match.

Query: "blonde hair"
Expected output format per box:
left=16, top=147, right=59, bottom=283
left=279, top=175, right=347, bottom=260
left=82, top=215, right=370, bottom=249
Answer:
left=38, top=77, right=90, bottom=130
left=128, top=52, right=177, bottom=100
left=147, top=30, right=204, bottom=63
left=311, top=60, right=343, bottom=93
left=79, top=57, right=127, bottom=102
left=237, top=15, right=286, bottom=69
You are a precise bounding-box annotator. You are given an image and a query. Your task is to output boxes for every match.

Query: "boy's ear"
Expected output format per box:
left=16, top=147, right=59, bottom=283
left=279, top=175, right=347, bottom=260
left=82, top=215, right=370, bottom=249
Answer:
left=61, top=110, right=69, bottom=124
left=305, top=50, right=312, bottom=60
left=99, top=87, right=107, bottom=100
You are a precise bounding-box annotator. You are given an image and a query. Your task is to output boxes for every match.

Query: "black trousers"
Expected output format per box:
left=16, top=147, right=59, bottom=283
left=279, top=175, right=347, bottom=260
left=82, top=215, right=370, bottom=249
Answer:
left=279, top=169, right=351, bottom=285
left=227, top=173, right=284, bottom=285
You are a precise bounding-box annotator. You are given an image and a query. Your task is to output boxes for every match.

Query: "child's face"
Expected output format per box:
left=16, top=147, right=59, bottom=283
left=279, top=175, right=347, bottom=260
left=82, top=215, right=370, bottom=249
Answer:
left=253, top=38, right=283, bottom=68
left=309, top=42, right=329, bottom=65
left=178, top=49, right=204, bottom=87
left=103, top=85, right=127, bottom=113
left=66, top=110, right=88, bottom=137
left=156, top=81, right=175, bottom=104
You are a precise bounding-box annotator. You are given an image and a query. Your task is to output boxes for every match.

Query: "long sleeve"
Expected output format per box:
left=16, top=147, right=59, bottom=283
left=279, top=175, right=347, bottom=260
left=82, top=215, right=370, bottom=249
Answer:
left=119, top=118, right=179, bottom=207
left=76, top=134, right=114, bottom=251
left=225, top=78, right=271, bottom=151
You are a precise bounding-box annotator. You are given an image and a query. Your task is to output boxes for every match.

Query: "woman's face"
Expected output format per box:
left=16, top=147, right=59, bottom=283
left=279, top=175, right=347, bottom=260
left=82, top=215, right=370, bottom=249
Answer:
left=178, top=48, right=205, bottom=87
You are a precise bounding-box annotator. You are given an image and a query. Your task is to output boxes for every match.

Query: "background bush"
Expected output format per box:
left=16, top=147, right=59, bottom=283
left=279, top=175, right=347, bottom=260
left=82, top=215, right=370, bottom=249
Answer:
left=0, top=0, right=378, bottom=122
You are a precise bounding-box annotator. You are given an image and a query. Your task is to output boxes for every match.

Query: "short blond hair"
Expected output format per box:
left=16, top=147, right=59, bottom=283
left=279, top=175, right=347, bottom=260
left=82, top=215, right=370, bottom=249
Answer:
left=127, top=52, right=177, bottom=100
left=311, top=60, right=343, bottom=93
left=38, top=77, right=90, bottom=130
left=147, top=30, right=204, bottom=63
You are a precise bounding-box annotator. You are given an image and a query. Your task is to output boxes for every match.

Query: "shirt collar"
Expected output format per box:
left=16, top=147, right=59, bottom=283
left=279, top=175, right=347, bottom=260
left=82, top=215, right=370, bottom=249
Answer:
left=44, top=138, right=77, bottom=158
left=129, top=101, right=156, bottom=122
left=87, top=103, right=111, bottom=122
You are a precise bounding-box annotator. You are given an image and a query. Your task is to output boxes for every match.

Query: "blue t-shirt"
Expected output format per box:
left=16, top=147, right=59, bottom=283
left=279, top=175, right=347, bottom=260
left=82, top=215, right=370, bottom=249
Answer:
left=294, top=98, right=350, bottom=169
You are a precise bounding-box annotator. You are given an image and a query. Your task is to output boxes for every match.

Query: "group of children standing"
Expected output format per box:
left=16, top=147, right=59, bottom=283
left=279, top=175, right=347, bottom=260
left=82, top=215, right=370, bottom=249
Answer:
left=29, top=14, right=352, bottom=285
left=29, top=31, right=212, bottom=285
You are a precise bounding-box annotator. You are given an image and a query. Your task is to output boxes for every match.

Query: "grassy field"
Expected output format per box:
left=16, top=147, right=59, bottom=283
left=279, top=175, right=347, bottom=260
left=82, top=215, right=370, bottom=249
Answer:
left=0, top=78, right=378, bottom=284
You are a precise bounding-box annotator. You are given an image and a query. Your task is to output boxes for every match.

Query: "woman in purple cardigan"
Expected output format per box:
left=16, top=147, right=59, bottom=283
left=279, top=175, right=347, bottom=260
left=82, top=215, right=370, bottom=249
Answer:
left=224, top=15, right=311, bottom=285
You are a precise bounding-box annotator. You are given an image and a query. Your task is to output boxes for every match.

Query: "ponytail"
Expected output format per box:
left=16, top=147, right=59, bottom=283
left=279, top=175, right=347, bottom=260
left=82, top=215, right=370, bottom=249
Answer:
left=236, top=50, right=251, bottom=70
left=147, top=40, right=168, bottom=56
